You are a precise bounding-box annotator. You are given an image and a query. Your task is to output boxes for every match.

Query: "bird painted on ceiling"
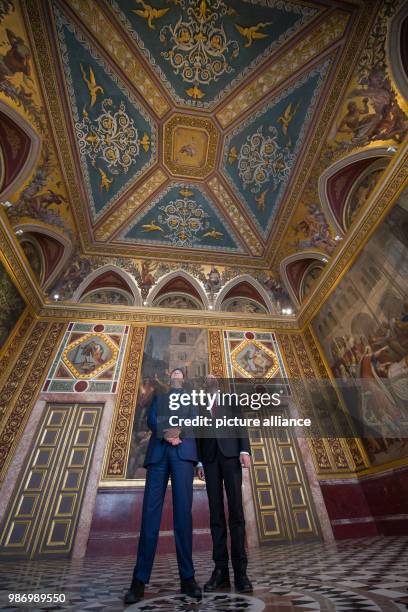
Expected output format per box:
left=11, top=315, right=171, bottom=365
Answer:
left=198, top=0, right=208, bottom=21
left=139, top=132, right=150, bottom=152
left=97, top=167, right=113, bottom=192
left=255, top=190, right=267, bottom=210
left=80, top=64, right=104, bottom=107
left=234, top=22, right=272, bottom=48
left=228, top=146, right=238, bottom=163
left=179, top=143, right=197, bottom=157
left=141, top=222, right=164, bottom=232
left=132, top=0, right=170, bottom=29
left=202, top=229, right=223, bottom=239
left=186, top=85, right=205, bottom=99
left=277, top=102, right=300, bottom=136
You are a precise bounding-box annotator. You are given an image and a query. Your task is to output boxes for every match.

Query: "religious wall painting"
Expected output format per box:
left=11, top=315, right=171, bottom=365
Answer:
left=300, top=262, right=324, bottom=301
left=126, top=325, right=209, bottom=478
left=290, top=202, right=337, bottom=255
left=0, top=259, right=26, bottom=350
left=221, top=297, right=267, bottom=314
left=0, top=3, right=74, bottom=235
left=223, top=330, right=286, bottom=381
left=20, top=236, right=44, bottom=284
left=112, top=0, right=317, bottom=107
left=327, top=0, right=408, bottom=156
left=63, top=333, right=118, bottom=379
left=43, top=322, right=128, bottom=393
left=0, top=3, right=44, bottom=130
left=53, top=5, right=156, bottom=221
left=153, top=293, right=201, bottom=310
left=79, top=288, right=133, bottom=305
left=343, top=164, right=386, bottom=230
left=313, top=187, right=408, bottom=466
left=222, top=61, right=330, bottom=237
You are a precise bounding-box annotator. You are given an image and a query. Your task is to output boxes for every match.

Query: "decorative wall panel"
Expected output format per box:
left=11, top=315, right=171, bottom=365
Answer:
left=0, top=322, right=63, bottom=480
left=0, top=312, right=33, bottom=383
left=0, top=403, right=102, bottom=559
left=223, top=329, right=320, bottom=542
left=43, top=322, right=129, bottom=394
left=103, top=325, right=145, bottom=479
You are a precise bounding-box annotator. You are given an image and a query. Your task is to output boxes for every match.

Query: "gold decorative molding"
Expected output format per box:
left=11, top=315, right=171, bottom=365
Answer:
left=0, top=402, right=103, bottom=558
left=66, top=0, right=170, bottom=118
left=0, top=320, right=48, bottom=421
left=0, top=311, right=34, bottom=384
left=102, top=325, right=145, bottom=479
left=216, top=10, right=349, bottom=128
left=207, top=177, right=263, bottom=256
left=208, top=329, right=225, bottom=378
left=94, top=169, right=168, bottom=241
left=37, top=304, right=299, bottom=330
left=0, top=322, right=64, bottom=481
left=23, top=0, right=90, bottom=250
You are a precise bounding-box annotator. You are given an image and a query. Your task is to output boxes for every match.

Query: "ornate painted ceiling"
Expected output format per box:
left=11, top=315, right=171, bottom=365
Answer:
left=0, top=0, right=407, bottom=316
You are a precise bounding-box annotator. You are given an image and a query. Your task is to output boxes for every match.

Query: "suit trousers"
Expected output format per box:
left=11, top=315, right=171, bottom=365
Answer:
left=133, top=444, right=195, bottom=583
left=203, top=446, right=247, bottom=575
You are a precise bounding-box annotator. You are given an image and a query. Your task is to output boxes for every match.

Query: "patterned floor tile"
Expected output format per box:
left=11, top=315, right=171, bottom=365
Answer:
left=0, top=537, right=407, bottom=610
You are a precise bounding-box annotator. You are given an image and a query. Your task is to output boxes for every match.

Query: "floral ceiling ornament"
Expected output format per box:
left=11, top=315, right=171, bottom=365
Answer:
left=75, top=98, right=147, bottom=176
left=159, top=0, right=240, bottom=99
left=233, top=125, right=294, bottom=199
left=157, top=197, right=211, bottom=247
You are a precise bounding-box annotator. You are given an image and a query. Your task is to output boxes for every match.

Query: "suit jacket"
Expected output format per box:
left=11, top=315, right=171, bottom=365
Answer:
left=197, top=397, right=251, bottom=463
left=143, top=390, right=198, bottom=467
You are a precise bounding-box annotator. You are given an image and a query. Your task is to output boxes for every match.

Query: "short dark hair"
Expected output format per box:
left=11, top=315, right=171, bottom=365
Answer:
left=170, top=367, right=184, bottom=377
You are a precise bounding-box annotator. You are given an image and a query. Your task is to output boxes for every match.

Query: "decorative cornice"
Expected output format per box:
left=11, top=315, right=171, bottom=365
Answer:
left=36, top=302, right=299, bottom=330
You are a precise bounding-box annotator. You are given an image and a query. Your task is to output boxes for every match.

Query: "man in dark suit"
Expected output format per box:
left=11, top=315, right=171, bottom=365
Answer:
left=124, top=368, right=202, bottom=604
left=197, top=374, right=253, bottom=593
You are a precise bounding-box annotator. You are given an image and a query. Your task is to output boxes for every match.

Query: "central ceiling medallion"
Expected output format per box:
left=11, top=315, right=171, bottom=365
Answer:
left=163, top=113, right=218, bottom=178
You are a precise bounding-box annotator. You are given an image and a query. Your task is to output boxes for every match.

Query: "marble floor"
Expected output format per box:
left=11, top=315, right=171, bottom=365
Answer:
left=0, top=537, right=408, bottom=611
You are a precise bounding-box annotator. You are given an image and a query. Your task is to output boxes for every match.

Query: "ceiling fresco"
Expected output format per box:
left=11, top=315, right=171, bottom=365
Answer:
left=54, top=5, right=157, bottom=221
left=120, top=183, right=244, bottom=252
left=222, top=60, right=330, bottom=237
left=110, top=0, right=319, bottom=108
left=1, top=0, right=407, bottom=314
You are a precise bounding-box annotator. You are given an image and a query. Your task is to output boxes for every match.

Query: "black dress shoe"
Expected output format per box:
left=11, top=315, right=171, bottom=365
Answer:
left=124, top=578, right=144, bottom=604
left=180, top=577, right=202, bottom=599
left=234, top=574, right=253, bottom=593
left=204, top=568, right=231, bottom=592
